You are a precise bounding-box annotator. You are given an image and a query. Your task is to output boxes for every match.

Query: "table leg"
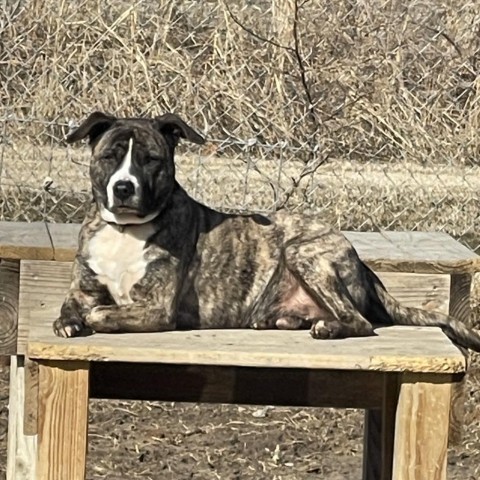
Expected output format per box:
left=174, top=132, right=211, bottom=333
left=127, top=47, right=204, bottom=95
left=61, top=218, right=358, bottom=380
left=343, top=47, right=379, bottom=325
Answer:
left=36, top=360, right=89, bottom=480
left=362, top=374, right=399, bottom=480
left=392, top=373, right=452, bottom=480
left=6, top=356, right=37, bottom=480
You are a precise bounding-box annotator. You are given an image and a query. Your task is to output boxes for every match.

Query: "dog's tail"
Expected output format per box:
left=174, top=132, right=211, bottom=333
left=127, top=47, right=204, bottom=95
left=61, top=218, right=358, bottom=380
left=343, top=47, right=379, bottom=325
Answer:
left=367, top=269, right=480, bottom=352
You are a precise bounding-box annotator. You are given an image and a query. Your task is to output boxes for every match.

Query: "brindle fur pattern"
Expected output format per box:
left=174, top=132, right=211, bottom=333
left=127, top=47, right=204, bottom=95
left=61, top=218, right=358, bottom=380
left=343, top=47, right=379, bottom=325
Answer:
left=54, top=112, right=480, bottom=352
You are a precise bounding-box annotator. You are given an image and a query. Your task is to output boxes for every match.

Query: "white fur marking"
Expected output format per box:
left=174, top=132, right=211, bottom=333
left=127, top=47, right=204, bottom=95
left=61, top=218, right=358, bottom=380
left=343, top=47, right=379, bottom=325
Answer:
left=87, top=223, right=154, bottom=305
left=106, top=138, right=140, bottom=208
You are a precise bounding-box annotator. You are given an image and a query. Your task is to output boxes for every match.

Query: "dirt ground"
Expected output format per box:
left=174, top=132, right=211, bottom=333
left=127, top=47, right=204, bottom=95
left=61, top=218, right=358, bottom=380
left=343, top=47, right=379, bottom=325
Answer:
left=0, top=355, right=479, bottom=480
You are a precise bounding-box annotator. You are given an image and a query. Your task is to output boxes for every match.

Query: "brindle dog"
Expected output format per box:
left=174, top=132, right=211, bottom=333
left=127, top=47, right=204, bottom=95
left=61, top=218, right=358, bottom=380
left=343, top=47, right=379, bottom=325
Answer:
left=54, top=112, right=480, bottom=352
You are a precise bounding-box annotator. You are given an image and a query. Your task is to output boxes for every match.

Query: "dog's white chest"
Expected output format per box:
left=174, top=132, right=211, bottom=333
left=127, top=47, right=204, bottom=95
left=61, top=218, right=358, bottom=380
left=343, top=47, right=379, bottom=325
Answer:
left=87, top=223, right=153, bottom=305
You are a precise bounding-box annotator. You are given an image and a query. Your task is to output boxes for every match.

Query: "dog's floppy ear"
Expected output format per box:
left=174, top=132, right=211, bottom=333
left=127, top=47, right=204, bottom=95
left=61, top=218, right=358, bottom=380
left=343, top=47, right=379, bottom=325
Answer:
left=66, top=112, right=117, bottom=145
left=155, top=113, right=205, bottom=145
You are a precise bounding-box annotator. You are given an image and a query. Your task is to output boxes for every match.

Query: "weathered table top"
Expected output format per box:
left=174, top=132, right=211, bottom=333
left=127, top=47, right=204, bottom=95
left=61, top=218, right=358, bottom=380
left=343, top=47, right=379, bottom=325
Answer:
left=1, top=221, right=479, bottom=273
left=27, top=324, right=465, bottom=373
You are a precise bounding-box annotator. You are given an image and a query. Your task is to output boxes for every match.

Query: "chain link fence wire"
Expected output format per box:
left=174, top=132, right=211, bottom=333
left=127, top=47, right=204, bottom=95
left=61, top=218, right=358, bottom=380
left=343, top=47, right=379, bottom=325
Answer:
left=1, top=0, right=480, bottom=250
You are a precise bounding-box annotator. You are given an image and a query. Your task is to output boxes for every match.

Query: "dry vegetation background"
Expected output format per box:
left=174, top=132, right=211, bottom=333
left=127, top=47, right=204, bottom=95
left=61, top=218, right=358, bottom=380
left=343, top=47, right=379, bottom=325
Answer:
left=1, top=0, right=480, bottom=478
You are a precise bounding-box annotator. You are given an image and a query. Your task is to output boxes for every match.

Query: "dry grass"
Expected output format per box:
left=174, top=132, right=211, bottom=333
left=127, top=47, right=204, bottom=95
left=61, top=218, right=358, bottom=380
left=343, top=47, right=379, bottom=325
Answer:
left=2, top=0, right=480, bottom=163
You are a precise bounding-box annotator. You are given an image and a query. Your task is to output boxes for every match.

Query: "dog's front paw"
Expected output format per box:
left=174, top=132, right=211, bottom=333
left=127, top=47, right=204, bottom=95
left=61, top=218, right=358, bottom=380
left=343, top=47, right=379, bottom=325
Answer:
left=53, top=316, right=93, bottom=338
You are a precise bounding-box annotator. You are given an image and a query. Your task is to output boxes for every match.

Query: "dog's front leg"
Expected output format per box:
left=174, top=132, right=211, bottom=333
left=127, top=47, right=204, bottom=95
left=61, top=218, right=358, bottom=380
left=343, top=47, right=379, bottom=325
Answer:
left=53, top=257, right=111, bottom=338
left=85, top=302, right=176, bottom=333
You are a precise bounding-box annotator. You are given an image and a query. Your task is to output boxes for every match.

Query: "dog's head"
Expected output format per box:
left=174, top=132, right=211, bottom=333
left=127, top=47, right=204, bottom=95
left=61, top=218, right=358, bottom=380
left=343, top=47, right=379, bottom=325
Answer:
left=66, top=112, right=205, bottom=225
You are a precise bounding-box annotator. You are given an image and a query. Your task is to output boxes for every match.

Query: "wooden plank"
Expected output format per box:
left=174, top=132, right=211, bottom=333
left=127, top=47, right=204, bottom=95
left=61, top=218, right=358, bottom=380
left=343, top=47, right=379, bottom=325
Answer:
left=45, top=222, right=80, bottom=262
left=377, top=272, right=450, bottom=314
left=362, top=374, right=399, bottom=480
left=37, top=360, right=89, bottom=480
left=16, top=260, right=451, bottom=355
left=448, top=273, right=472, bottom=444
left=345, top=231, right=480, bottom=274
left=449, top=273, right=473, bottom=323
left=6, top=356, right=37, bottom=480
left=1, top=222, right=480, bottom=274
left=17, top=261, right=74, bottom=354
left=392, top=373, right=453, bottom=480
left=90, top=363, right=383, bottom=408
left=24, top=358, right=39, bottom=436
left=0, top=259, right=19, bottom=355
left=0, top=222, right=53, bottom=260
left=28, top=323, right=465, bottom=372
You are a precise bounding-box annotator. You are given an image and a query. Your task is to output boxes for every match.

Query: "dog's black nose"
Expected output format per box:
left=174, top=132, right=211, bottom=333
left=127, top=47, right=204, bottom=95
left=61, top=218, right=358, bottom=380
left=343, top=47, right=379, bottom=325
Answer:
left=113, top=180, right=135, bottom=201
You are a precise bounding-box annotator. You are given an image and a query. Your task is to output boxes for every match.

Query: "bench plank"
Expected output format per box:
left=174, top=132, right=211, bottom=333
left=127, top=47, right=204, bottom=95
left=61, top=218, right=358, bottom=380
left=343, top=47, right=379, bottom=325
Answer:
left=2, top=221, right=480, bottom=273
left=45, top=222, right=80, bottom=262
left=0, top=222, right=54, bottom=260
left=0, top=259, right=19, bottom=355
left=90, top=364, right=385, bottom=409
left=376, top=272, right=449, bottom=314
left=26, top=326, right=466, bottom=373
left=18, top=261, right=74, bottom=354
left=345, top=231, right=480, bottom=274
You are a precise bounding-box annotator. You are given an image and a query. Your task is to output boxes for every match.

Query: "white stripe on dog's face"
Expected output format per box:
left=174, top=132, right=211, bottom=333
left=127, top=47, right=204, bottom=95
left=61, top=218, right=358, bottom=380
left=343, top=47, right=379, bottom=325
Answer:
left=106, top=137, right=140, bottom=208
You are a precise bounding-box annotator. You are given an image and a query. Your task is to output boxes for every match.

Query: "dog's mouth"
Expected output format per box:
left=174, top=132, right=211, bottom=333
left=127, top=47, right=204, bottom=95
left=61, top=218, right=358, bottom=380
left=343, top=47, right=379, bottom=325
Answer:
left=110, top=205, right=142, bottom=215
left=99, top=205, right=160, bottom=226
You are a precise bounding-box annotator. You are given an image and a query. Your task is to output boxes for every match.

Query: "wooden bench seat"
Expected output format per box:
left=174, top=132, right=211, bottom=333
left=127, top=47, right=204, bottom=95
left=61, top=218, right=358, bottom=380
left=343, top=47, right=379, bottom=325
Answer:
left=1, top=221, right=480, bottom=480
left=30, top=324, right=465, bottom=372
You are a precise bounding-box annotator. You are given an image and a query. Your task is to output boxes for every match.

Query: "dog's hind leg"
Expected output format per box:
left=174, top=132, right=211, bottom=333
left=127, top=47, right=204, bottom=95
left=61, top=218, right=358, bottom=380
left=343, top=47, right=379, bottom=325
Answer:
left=283, top=243, right=374, bottom=340
left=275, top=315, right=311, bottom=330
left=86, top=302, right=176, bottom=333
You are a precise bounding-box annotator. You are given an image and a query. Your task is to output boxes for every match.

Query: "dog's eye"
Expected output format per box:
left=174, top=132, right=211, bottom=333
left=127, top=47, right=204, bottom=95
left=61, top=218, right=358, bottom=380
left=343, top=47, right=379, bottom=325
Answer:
left=101, top=154, right=116, bottom=162
left=145, top=155, right=161, bottom=164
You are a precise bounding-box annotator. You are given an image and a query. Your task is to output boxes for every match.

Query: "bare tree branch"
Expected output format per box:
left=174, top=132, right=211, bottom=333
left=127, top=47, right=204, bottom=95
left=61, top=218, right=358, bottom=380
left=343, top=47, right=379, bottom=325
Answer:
left=223, top=2, right=294, bottom=53
left=223, top=0, right=330, bottom=209
left=273, top=152, right=331, bottom=211
left=224, top=0, right=322, bottom=158
left=292, top=0, right=320, bottom=128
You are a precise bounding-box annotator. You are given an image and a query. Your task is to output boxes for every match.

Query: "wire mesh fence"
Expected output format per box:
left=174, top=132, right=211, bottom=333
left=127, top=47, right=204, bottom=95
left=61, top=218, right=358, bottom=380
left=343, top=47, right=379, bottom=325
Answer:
left=1, top=0, right=480, bottom=250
